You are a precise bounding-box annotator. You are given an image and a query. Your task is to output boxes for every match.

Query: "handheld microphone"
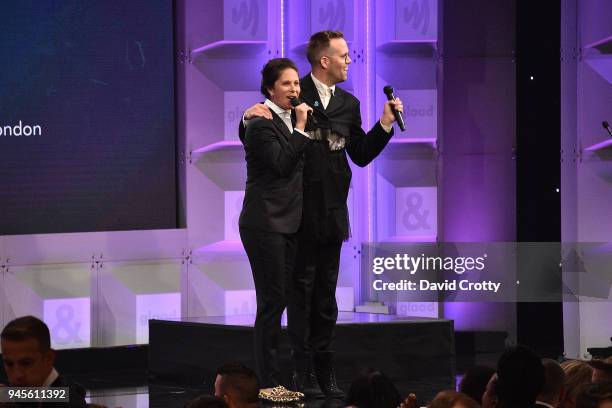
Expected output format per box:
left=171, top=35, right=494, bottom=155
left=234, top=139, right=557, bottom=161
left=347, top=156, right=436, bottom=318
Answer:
left=603, top=121, right=612, bottom=138
left=383, top=85, right=405, bottom=131
left=290, top=97, right=317, bottom=126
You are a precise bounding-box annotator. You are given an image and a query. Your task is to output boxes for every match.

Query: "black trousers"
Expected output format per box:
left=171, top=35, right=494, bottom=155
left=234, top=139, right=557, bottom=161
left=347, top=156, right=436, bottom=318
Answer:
left=240, top=227, right=297, bottom=388
left=287, top=237, right=342, bottom=355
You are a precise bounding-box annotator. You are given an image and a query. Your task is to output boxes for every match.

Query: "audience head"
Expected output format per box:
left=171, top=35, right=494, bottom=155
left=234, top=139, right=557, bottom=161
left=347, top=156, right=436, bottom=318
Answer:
left=307, top=30, right=350, bottom=84
left=495, top=345, right=545, bottom=408
left=214, top=363, right=259, bottom=408
left=562, top=359, right=595, bottom=408
left=590, top=357, right=612, bottom=384
left=538, top=358, right=566, bottom=408
left=1, top=315, right=55, bottom=387
left=185, top=394, right=229, bottom=408
left=574, top=382, right=612, bottom=408
left=459, top=365, right=496, bottom=405
left=429, top=390, right=480, bottom=408
left=346, top=368, right=402, bottom=408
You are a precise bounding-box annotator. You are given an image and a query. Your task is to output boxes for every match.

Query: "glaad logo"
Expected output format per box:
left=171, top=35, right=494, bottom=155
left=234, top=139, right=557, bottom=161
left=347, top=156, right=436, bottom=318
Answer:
left=404, top=0, right=430, bottom=35
left=232, top=0, right=259, bottom=37
left=406, top=104, right=434, bottom=117
left=227, top=106, right=241, bottom=123
left=319, top=0, right=345, bottom=31
left=0, top=121, right=42, bottom=136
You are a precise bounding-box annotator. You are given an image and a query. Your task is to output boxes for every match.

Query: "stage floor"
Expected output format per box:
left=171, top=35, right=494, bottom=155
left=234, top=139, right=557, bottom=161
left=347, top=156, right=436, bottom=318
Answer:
left=159, top=311, right=444, bottom=326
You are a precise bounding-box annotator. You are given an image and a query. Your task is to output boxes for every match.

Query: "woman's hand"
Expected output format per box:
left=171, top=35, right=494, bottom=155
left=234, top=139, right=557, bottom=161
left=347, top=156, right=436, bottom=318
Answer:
left=293, top=102, right=313, bottom=132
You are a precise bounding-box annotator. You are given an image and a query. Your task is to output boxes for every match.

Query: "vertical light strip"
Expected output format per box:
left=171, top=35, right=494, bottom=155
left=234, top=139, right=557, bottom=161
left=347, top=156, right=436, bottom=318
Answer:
left=365, top=0, right=373, bottom=244
left=365, top=0, right=371, bottom=129
left=280, top=0, right=285, bottom=57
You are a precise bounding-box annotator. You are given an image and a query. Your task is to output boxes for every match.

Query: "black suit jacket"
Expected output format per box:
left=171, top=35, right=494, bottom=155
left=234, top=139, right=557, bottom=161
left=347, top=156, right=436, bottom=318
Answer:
left=239, top=74, right=393, bottom=242
left=239, top=111, right=311, bottom=234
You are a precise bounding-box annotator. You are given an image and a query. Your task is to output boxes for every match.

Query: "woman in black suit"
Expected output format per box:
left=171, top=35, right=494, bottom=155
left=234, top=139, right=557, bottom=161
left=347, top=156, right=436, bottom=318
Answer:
left=238, top=58, right=312, bottom=390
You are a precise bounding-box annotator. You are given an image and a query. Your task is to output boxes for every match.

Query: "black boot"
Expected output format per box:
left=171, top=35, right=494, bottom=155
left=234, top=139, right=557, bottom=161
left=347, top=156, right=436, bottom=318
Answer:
left=293, top=353, right=325, bottom=399
left=314, top=351, right=345, bottom=398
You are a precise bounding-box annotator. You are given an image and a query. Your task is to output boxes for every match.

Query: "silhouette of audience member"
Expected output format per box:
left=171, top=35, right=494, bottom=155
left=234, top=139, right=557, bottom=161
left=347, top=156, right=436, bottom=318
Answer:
left=184, top=394, right=229, bottom=408
left=562, top=360, right=594, bottom=408
left=213, top=363, right=259, bottom=408
left=345, top=369, right=401, bottom=408
left=459, top=365, right=496, bottom=405
left=495, top=346, right=545, bottom=408
left=429, top=390, right=480, bottom=408
left=536, top=359, right=566, bottom=408
left=0, top=315, right=87, bottom=408
left=574, top=382, right=612, bottom=408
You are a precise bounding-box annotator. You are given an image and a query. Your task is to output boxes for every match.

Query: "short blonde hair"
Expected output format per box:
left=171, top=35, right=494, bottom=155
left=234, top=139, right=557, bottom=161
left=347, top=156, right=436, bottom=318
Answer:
left=561, top=359, right=593, bottom=404
left=429, top=390, right=480, bottom=408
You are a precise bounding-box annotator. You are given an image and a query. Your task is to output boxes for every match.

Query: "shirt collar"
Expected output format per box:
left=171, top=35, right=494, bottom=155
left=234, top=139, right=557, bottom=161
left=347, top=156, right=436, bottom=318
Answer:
left=310, top=73, right=335, bottom=97
left=264, top=99, right=291, bottom=117
left=535, top=401, right=555, bottom=408
left=42, top=367, right=59, bottom=387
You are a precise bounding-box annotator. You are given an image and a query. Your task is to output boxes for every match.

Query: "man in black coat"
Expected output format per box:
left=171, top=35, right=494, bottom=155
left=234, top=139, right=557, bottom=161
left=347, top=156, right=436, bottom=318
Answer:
left=0, top=315, right=87, bottom=408
left=240, top=30, right=402, bottom=398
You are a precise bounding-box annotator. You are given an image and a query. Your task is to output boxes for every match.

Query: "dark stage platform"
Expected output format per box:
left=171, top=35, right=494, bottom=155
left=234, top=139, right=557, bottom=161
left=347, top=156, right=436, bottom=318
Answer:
left=149, top=312, right=456, bottom=398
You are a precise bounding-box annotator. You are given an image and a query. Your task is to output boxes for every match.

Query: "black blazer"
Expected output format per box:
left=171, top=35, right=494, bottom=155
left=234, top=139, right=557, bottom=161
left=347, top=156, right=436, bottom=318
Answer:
left=239, top=111, right=311, bottom=234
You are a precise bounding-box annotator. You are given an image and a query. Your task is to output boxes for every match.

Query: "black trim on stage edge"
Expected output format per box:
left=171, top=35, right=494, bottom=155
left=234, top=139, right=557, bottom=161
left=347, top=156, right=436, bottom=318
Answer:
left=0, top=345, right=148, bottom=389
left=148, top=315, right=456, bottom=398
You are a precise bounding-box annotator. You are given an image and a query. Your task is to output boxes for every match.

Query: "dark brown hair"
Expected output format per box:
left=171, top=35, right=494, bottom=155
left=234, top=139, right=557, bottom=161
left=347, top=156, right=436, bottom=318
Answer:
left=216, top=362, right=259, bottom=405
left=1, top=315, right=51, bottom=352
left=346, top=369, right=401, bottom=408
left=539, top=358, right=565, bottom=403
left=575, top=382, right=612, bottom=408
left=260, top=58, right=298, bottom=98
left=306, top=30, right=345, bottom=65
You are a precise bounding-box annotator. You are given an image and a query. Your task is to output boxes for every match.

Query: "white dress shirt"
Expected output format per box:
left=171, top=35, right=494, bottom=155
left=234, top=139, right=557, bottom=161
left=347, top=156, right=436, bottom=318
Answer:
left=310, top=73, right=336, bottom=109
left=42, top=367, right=59, bottom=387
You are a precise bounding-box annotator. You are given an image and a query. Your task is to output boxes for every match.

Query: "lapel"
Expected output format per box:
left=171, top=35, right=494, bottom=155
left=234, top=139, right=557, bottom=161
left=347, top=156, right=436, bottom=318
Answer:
left=270, top=110, right=292, bottom=141
left=300, top=74, right=327, bottom=117
left=324, top=86, right=345, bottom=115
